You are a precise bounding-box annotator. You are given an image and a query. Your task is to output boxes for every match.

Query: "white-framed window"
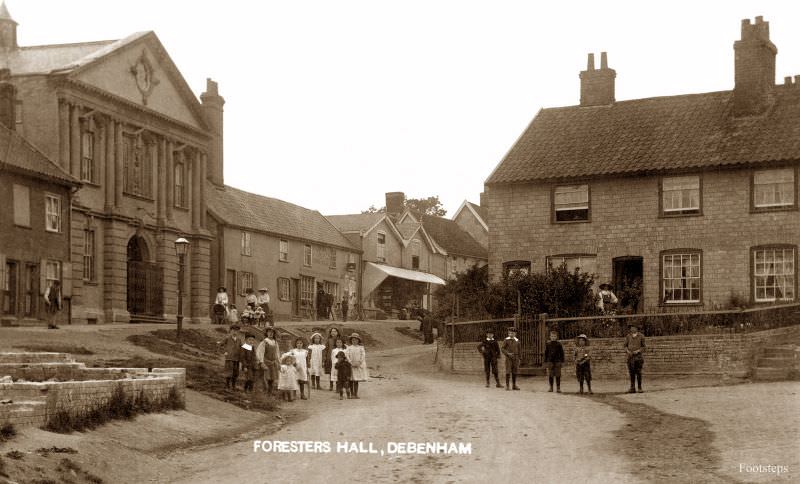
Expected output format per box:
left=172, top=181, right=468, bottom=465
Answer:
left=662, top=252, right=701, bottom=303
left=411, top=240, right=421, bottom=270
left=279, top=240, right=289, bottom=262
left=241, top=232, right=251, bottom=256
left=753, top=247, right=796, bottom=302
left=80, top=123, right=95, bottom=183
left=753, top=168, right=796, bottom=209
left=301, top=275, right=314, bottom=308
left=83, top=229, right=95, bottom=282
left=376, top=232, right=386, bottom=262
left=662, top=175, right=700, bottom=215
left=278, top=277, right=291, bottom=301
left=554, top=185, right=589, bottom=222
left=329, top=247, right=337, bottom=269
left=174, top=160, right=186, bottom=208
left=547, top=255, right=597, bottom=276
left=45, top=260, right=61, bottom=286
left=13, top=184, right=30, bottom=227
left=238, top=271, right=254, bottom=296
left=45, top=194, right=62, bottom=233
left=503, top=260, right=531, bottom=277
left=324, top=280, right=340, bottom=301
left=304, top=244, right=312, bottom=267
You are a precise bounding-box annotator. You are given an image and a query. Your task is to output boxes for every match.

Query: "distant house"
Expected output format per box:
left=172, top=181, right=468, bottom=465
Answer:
left=485, top=17, right=799, bottom=311
left=0, top=74, right=80, bottom=326
left=452, top=196, right=488, bottom=251
left=207, top=184, right=361, bottom=321
left=327, top=192, right=487, bottom=316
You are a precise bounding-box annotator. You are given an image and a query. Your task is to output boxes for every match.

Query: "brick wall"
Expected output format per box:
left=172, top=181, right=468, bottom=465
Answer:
left=438, top=325, right=800, bottom=378
left=487, top=167, right=800, bottom=310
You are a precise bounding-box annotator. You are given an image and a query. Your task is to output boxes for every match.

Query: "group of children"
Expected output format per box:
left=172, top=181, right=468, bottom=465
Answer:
left=219, top=325, right=368, bottom=402
left=478, top=324, right=647, bottom=394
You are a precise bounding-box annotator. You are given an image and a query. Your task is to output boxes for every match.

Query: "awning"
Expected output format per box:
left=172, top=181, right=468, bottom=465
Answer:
left=363, top=262, right=446, bottom=297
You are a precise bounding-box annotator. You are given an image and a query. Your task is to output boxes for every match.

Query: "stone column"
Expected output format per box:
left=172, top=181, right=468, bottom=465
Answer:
left=200, top=152, right=207, bottom=228
left=157, top=138, right=166, bottom=224
left=114, top=120, right=124, bottom=206
left=104, top=118, right=115, bottom=211
left=58, top=100, right=70, bottom=171
left=165, top=140, right=174, bottom=222
left=191, top=151, right=201, bottom=230
left=190, top=237, right=211, bottom=323
left=70, top=104, right=81, bottom=178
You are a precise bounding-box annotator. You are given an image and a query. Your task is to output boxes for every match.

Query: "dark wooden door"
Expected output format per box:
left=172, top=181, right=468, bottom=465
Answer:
left=127, top=261, right=163, bottom=316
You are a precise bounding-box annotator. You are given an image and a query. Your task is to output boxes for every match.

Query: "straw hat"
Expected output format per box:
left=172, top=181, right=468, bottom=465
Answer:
left=349, top=333, right=362, bottom=344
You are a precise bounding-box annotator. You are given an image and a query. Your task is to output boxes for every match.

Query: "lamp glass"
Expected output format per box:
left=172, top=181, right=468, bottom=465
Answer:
left=175, top=237, right=190, bottom=256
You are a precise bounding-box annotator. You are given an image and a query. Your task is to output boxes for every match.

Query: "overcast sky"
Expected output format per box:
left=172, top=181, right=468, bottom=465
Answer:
left=11, top=1, right=800, bottom=216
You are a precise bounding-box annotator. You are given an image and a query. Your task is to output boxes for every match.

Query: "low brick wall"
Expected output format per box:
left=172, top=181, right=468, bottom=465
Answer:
left=438, top=325, right=800, bottom=379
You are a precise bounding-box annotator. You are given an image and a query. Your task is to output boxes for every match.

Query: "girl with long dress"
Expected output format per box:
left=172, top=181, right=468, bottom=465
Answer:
left=345, top=333, right=368, bottom=399
left=329, top=338, right=346, bottom=391
left=324, top=326, right=343, bottom=390
left=307, top=333, right=325, bottom=390
left=289, top=338, right=310, bottom=400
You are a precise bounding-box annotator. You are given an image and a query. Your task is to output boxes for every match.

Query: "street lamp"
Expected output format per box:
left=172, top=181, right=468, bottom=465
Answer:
left=174, top=237, right=189, bottom=342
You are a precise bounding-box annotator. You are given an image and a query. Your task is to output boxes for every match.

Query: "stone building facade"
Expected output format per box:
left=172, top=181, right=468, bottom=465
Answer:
left=486, top=17, right=799, bottom=311
left=3, top=7, right=221, bottom=323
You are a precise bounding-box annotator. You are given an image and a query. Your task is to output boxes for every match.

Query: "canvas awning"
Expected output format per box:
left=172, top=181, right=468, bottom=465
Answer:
left=363, top=262, right=446, bottom=297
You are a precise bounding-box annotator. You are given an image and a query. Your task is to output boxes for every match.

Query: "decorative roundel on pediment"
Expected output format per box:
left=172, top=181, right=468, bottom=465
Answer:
left=130, top=51, right=160, bottom=105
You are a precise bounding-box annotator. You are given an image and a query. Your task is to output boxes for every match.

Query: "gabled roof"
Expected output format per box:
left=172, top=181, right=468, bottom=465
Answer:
left=395, top=220, right=421, bottom=240
left=420, top=215, right=487, bottom=259
left=453, top=200, right=488, bottom=231
left=207, top=184, right=358, bottom=252
left=324, top=212, right=384, bottom=233
left=0, top=124, right=78, bottom=186
left=486, top=87, right=800, bottom=185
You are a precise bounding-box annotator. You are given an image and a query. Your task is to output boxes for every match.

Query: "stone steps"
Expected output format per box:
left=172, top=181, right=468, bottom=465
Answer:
left=751, top=344, right=799, bottom=381
left=0, top=352, right=75, bottom=364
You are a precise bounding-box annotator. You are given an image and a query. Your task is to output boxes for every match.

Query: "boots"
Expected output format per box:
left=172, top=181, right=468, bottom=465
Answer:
left=505, top=375, right=510, bottom=391
left=587, top=381, right=593, bottom=395
left=485, top=374, right=491, bottom=388
left=579, top=381, right=584, bottom=394
left=512, top=374, right=520, bottom=391
left=495, top=374, right=502, bottom=388
left=556, top=377, right=561, bottom=393
left=299, top=382, right=307, bottom=400
left=548, top=376, right=554, bottom=392
left=352, top=381, right=360, bottom=399
left=628, top=373, right=636, bottom=393
left=636, top=374, right=643, bottom=393
left=329, top=381, right=334, bottom=391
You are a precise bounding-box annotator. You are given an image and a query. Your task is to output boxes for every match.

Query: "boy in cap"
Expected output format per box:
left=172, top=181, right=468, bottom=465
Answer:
left=477, top=329, right=502, bottom=388
left=501, top=327, right=521, bottom=391
left=544, top=330, right=565, bottom=393
left=625, top=324, right=646, bottom=393
left=575, top=334, right=592, bottom=394
left=240, top=333, right=258, bottom=393
left=218, top=324, right=242, bottom=390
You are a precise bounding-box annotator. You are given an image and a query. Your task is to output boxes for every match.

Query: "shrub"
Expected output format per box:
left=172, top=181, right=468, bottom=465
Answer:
left=0, top=422, right=15, bottom=442
left=5, top=450, right=24, bottom=460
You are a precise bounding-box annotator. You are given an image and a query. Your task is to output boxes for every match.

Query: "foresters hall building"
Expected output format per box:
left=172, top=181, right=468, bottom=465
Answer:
left=486, top=17, right=799, bottom=311
left=1, top=3, right=222, bottom=323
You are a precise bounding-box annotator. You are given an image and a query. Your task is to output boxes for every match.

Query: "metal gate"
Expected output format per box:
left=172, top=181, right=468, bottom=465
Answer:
left=127, top=261, right=164, bottom=316
left=517, top=314, right=546, bottom=370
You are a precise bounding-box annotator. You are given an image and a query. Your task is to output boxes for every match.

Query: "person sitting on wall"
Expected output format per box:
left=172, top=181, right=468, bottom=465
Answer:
left=245, top=288, right=258, bottom=311
left=257, top=288, right=271, bottom=320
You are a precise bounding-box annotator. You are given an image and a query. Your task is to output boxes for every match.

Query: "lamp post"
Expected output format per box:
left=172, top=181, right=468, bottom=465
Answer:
left=174, top=237, right=189, bottom=342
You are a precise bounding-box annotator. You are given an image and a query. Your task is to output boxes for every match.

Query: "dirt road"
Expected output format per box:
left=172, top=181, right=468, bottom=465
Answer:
left=165, top=342, right=637, bottom=484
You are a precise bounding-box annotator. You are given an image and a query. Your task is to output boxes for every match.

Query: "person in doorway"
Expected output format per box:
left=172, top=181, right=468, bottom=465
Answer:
left=544, top=330, right=565, bottom=393
left=316, top=287, right=326, bottom=320
left=341, top=295, right=349, bottom=322
left=477, top=329, right=502, bottom=388
left=43, top=280, right=62, bottom=329
left=625, top=324, right=646, bottom=393
left=596, top=283, right=619, bottom=313
left=501, top=327, right=521, bottom=391
left=575, top=334, right=592, bottom=394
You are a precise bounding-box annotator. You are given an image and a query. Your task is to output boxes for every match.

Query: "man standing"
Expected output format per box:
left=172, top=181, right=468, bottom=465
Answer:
left=625, top=324, right=646, bottom=393
left=43, top=280, right=62, bottom=329
left=502, top=327, right=521, bottom=391
left=477, top=329, right=502, bottom=388
left=341, top=295, right=349, bottom=322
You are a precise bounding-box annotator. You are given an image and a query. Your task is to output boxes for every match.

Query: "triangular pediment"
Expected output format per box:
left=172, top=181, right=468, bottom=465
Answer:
left=69, top=32, right=206, bottom=130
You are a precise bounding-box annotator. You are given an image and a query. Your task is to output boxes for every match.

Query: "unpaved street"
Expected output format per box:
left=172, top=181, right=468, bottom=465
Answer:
left=166, top=343, right=637, bottom=484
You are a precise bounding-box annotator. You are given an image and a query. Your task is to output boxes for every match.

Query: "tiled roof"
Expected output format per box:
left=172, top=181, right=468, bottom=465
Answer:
left=487, top=87, right=800, bottom=184
left=420, top=216, right=487, bottom=259
left=325, top=213, right=384, bottom=233
left=466, top=201, right=487, bottom=222
left=0, top=33, right=148, bottom=76
left=395, top=221, right=421, bottom=240
left=0, top=124, right=78, bottom=185
left=207, top=184, right=358, bottom=251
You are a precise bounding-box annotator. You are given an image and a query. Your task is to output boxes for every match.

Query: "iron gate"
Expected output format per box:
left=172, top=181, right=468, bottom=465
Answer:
left=127, top=261, right=164, bottom=316
left=517, top=314, right=546, bottom=369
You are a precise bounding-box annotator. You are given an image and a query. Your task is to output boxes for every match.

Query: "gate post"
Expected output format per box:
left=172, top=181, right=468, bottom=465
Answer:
left=450, top=323, right=455, bottom=371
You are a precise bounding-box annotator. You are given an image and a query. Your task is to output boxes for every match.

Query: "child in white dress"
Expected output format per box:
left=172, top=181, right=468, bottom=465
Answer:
left=345, top=333, right=368, bottom=399
left=290, top=338, right=310, bottom=400
left=307, top=332, right=326, bottom=390
left=278, top=354, right=299, bottom=402
left=329, top=338, right=346, bottom=390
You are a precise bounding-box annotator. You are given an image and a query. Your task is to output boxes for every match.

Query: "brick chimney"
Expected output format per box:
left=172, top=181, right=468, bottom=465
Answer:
left=0, top=1, right=18, bottom=52
left=201, top=78, right=225, bottom=186
left=734, top=16, right=777, bottom=117
left=580, top=52, right=615, bottom=106
left=0, top=68, right=16, bottom=130
left=385, top=192, right=405, bottom=217
left=479, top=191, right=487, bottom=209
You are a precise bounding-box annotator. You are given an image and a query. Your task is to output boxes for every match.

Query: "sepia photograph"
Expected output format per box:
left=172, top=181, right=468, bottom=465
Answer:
left=0, top=1, right=798, bottom=482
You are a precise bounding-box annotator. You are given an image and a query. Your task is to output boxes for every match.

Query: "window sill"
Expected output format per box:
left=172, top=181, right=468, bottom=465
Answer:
left=659, top=211, right=702, bottom=218
left=279, top=258, right=289, bottom=263
left=82, top=280, right=99, bottom=286
left=45, top=229, right=63, bottom=234
left=13, top=224, right=32, bottom=230
left=80, top=181, right=102, bottom=188
left=749, top=205, right=798, bottom=214
left=123, top=192, right=155, bottom=202
left=659, top=301, right=703, bottom=307
left=551, top=219, right=590, bottom=224
left=174, top=205, right=190, bottom=212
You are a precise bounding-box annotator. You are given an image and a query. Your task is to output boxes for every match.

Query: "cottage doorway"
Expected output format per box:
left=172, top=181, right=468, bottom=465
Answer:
left=126, top=235, right=164, bottom=318
left=612, top=256, right=644, bottom=313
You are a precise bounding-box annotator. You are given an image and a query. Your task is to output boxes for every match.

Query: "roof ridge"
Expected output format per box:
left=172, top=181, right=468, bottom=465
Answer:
left=543, top=89, right=732, bottom=112
left=19, top=39, right=119, bottom=50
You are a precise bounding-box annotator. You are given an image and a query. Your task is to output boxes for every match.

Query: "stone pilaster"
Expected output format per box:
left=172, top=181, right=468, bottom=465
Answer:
left=189, top=236, right=211, bottom=323
left=58, top=99, right=70, bottom=171
left=102, top=218, right=130, bottom=323
left=69, top=104, right=81, bottom=178
left=114, top=120, right=124, bottom=208
left=104, top=118, right=115, bottom=211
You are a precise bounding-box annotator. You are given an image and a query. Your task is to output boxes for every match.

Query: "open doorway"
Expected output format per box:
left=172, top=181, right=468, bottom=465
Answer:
left=612, top=256, right=644, bottom=313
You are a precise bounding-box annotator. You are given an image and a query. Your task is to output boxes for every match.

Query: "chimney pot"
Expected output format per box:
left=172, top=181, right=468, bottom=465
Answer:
left=755, top=15, right=763, bottom=23
left=580, top=52, right=615, bottom=106
left=600, top=52, right=608, bottom=69
left=785, top=76, right=793, bottom=85
left=587, top=53, right=595, bottom=71
left=795, top=75, right=800, bottom=85
left=385, top=192, right=405, bottom=217
left=733, top=15, right=777, bottom=116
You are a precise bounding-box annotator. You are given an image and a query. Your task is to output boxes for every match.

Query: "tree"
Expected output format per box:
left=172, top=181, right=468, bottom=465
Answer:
left=360, top=195, right=447, bottom=217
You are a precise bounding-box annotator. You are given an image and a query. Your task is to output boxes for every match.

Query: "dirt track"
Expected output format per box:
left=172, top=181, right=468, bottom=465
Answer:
left=166, top=343, right=637, bottom=484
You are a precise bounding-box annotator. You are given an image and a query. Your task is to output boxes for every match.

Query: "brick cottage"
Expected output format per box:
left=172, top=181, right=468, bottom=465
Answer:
left=485, top=17, right=799, bottom=311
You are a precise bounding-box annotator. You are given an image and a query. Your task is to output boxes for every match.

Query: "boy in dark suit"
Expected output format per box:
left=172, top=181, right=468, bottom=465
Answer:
left=240, top=334, right=258, bottom=392
left=477, top=329, right=502, bottom=388
left=625, top=324, right=646, bottom=393
left=501, top=327, right=521, bottom=391
left=218, top=324, right=242, bottom=390
left=544, top=330, right=565, bottom=393
left=334, top=351, right=352, bottom=400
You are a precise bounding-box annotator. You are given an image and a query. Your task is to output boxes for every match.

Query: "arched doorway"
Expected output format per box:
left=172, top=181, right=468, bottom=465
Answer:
left=127, top=235, right=164, bottom=318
